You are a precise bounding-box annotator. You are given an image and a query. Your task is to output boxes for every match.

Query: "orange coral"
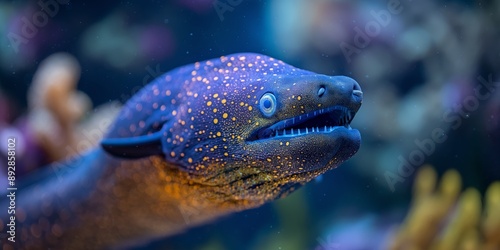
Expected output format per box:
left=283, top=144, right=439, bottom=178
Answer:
left=27, top=53, right=120, bottom=162
left=28, top=53, right=91, bottom=161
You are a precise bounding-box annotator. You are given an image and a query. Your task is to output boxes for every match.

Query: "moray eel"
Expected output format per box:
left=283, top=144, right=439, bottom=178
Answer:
left=0, top=53, right=362, bottom=249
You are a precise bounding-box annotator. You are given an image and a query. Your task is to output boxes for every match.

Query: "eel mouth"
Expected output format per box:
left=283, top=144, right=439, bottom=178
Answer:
left=247, top=105, right=355, bottom=141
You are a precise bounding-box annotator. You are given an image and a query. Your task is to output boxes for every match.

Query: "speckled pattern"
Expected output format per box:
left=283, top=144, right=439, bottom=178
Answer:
left=1, top=53, right=362, bottom=249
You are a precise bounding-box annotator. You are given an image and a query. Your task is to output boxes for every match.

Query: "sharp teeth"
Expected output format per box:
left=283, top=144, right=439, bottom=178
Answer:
left=268, top=107, right=355, bottom=138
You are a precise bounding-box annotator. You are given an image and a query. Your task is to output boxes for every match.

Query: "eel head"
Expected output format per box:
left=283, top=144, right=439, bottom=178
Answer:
left=101, top=53, right=362, bottom=203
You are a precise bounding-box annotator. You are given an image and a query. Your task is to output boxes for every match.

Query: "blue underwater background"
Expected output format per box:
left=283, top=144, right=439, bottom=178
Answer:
left=0, top=0, right=499, bottom=249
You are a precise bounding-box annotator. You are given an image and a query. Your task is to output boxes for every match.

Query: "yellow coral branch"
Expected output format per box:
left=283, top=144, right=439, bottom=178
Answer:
left=390, top=166, right=500, bottom=250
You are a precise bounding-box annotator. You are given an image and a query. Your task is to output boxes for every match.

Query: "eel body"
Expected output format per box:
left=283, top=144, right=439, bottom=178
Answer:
left=0, top=53, right=363, bottom=249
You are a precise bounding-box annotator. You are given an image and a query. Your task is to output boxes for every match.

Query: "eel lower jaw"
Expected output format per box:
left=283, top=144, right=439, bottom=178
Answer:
left=247, top=105, right=357, bottom=141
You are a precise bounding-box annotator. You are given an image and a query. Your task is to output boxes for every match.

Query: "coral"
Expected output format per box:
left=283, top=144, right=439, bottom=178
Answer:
left=483, top=182, right=500, bottom=250
left=0, top=53, right=121, bottom=179
left=27, top=53, right=120, bottom=162
left=27, top=53, right=91, bottom=161
left=390, top=165, right=500, bottom=250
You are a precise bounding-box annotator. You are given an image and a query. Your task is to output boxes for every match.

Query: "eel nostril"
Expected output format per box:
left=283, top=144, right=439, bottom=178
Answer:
left=351, top=80, right=363, bottom=97
left=318, top=86, right=326, bottom=97
left=352, top=80, right=361, bottom=91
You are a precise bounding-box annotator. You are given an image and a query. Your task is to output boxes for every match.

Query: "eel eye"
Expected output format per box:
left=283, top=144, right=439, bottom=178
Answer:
left=259, top=92, right=276, bottom=117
